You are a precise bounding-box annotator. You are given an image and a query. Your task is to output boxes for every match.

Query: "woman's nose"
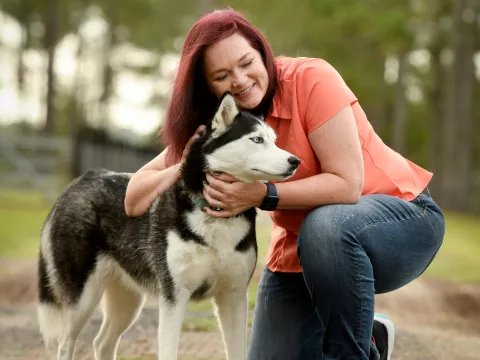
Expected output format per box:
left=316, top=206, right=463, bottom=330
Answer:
left=232, top=70, right=248, bottom=87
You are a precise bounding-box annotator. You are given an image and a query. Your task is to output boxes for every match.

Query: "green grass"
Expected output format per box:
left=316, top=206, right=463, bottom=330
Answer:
left=1, top=190, right=480, bottom=289
left=0, top=191, right=51, bottom=257
left=424, top=211, right=480, bottom=283
left=1, top=191, right=480, bottom=285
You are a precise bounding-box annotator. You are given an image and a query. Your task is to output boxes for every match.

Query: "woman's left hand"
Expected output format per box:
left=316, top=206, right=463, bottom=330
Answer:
left=202, top=172, right=267, bottom=217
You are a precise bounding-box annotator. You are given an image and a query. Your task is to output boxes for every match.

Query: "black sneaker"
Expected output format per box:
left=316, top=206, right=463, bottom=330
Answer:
left=372, top=313, right=395, bottom=360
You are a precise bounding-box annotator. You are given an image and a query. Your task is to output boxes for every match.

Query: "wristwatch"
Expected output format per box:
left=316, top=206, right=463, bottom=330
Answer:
left=260, top=182, right=279, bottom=211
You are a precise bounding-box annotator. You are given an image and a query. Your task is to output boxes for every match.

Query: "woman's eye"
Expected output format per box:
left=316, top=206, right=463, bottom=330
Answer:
left=241, top=59, right=253, bottom=68
left=215, top=74, right=228, bottom=81
left=250, top=136, right=264, bottom=144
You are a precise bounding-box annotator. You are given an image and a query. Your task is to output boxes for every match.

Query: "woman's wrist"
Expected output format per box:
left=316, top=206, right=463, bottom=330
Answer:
left=254, top=181, right=268, bottom=208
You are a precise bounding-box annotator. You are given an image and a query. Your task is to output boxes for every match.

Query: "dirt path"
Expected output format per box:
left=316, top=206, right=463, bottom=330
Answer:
left=1, top=259, right=480, bottom=360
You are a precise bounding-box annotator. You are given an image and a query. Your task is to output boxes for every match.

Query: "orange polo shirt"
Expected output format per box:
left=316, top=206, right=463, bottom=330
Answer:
left=265, top=57, right=433, bottom=273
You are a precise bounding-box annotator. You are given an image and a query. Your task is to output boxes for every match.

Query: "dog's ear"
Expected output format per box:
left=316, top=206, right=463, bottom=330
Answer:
left=212, top=92, right=239, bottom=136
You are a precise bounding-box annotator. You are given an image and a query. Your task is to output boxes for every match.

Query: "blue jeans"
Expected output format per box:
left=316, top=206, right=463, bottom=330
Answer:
left=247, top=191, right=445, bottom=360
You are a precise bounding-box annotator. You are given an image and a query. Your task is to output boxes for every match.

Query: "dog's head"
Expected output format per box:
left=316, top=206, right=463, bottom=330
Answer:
left=198, top=92, right=300, bottom=183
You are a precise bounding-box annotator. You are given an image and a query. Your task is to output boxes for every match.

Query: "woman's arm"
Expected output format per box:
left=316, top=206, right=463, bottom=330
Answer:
left=124, top=148, right=182, bottom=217
left=275, top=105, right=364, bottom=209
left=201, top=105, right=364, bottom=217
left=125, top=125, right=206, bottom=217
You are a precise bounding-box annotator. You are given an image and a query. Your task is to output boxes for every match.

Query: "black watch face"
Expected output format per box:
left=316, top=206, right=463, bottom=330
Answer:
left=263, top=196, right=279, bottom=210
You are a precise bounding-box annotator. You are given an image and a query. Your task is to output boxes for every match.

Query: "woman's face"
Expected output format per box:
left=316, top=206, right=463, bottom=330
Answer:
left=203, top=33, right=269, bottom=110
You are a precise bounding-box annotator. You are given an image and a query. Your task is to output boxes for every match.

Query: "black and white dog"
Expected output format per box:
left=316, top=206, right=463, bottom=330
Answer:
left=37, top=93, right=300, bottom=360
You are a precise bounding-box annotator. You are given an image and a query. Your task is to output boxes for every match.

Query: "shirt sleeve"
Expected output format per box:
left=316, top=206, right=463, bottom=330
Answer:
left=296, top=59, right=358, bottom=133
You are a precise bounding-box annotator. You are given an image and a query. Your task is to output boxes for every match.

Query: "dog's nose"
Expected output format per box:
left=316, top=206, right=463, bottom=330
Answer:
left=288, top=156, right=301, bottom=167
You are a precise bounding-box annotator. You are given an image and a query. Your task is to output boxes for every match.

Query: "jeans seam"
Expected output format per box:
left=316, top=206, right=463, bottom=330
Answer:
left=350, top=210, right=426, bottom=240
left=354, top=241, right=364, bottom=346
left=415, top=195, right=444, bottom=233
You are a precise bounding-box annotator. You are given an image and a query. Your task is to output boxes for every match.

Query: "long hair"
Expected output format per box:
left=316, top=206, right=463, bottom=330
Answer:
left=161, top=9, right=278, bottom=166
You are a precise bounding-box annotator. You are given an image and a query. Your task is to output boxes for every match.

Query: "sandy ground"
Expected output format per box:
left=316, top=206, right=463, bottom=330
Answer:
left=1, top=258, right=479, bottom=360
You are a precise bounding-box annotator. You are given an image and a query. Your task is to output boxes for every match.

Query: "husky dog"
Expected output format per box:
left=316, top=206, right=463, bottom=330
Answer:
left=37, top=93, right=300, bottom=360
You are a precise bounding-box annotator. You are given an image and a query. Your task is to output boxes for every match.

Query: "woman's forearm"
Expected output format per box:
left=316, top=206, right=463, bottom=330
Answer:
left=275, top=173, right=364, bottom=210
left=124, top=164, right=181, bottom=217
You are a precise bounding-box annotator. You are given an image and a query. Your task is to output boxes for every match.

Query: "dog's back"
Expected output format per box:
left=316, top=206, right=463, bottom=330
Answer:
left=37, top=168, right=137, bottom=350
left=37, top=168, right=258, bottom=357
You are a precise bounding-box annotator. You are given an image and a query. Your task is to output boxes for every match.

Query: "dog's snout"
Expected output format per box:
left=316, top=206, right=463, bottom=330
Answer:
left=288, top=156, right=301, bottom=167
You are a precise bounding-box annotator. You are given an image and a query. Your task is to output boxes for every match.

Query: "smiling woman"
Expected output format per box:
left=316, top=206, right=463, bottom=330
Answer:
left=124, top=8, right=445, bottom=360
left=203, top=33, right=269, bottom=110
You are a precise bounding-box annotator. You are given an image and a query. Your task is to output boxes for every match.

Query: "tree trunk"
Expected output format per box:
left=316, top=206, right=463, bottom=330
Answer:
left=443, top=0, right=478, bottom=211
left=16, top=0, right=32, bottom=123
left=426, top=1, right=449, bottom=201
left=42, top=0, right=60, bottom=134
left=16, top=0, right=28, bottom=95
left=69, top=16, right=86, bottom=179
left=99, top=5, right=118, bottom=129
left=391, top=52, right=408, bottom=155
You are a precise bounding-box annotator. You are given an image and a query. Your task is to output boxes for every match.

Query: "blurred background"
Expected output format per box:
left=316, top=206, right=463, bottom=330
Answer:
left=0, top=1, right=479, bottom=359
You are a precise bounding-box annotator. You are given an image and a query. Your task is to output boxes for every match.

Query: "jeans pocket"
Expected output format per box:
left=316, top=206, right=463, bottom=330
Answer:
left=412, top=195, right=445, bottom=234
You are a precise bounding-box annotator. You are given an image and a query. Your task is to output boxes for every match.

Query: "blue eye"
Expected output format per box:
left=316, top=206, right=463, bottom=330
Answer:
left=250, top=136, right=264, bottom=144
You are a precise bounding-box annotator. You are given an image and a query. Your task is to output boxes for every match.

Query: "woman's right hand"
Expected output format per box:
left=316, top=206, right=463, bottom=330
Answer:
left=180, top=125, right=206, bottom=166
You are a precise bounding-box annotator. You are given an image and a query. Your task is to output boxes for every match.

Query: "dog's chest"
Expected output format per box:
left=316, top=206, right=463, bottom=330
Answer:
left=166, top=209, right=256, bottom=295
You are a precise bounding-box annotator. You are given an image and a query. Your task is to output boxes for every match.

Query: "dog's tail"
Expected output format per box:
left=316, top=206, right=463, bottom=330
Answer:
left=37, top=213, right=66, bottom=353
left=37, top=249, right=65, bottom=353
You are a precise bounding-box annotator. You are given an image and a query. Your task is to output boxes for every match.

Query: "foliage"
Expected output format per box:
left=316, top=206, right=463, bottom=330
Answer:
left=0, top=0, right=479, bottom=211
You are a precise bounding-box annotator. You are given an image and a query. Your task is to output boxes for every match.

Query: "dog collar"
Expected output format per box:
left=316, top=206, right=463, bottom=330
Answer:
left=190, top=194, right=214, bottom=210
left=180, top=182, right=240, bottom=217
left=180, top=185, right=218, bottom=211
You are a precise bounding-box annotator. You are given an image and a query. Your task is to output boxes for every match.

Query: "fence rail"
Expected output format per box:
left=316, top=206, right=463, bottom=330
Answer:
left=0, top=131, right=160, bottom=201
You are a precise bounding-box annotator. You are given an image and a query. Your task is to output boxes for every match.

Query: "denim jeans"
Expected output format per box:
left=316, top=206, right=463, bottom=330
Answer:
left=247, top=191, right=445, bottom=360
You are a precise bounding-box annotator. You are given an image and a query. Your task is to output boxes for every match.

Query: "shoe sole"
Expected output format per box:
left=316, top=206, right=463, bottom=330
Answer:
left=374, top=313, right=395, bottom=360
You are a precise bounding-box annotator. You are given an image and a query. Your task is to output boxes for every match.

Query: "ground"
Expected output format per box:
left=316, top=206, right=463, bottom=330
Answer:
left=1, top=258, right=480, bottom=360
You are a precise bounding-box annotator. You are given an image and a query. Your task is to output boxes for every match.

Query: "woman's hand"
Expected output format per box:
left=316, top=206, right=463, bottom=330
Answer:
left=202, top=172, right=267, bottom=217
left=180, top=125, right=206, bottom=167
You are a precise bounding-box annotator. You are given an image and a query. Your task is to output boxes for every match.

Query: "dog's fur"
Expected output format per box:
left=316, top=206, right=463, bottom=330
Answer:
left=37, top=93, right=300, bottom=360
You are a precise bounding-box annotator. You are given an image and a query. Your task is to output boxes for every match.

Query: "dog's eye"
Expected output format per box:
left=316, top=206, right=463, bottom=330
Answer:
left=250, top=136, right=264, bottom=144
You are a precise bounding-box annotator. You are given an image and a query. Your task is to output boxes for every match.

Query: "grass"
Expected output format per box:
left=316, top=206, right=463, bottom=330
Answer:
left=1, top=190, right=480, bottom=323
left=424, top=211, right=480, bottom=283
left=2, top=191, right=480, bottom=359
left=0, top=191, right=51, bottom=258
left=0, top=189, right=272, bottom=331
left=2, top=192, right=480, bottom=284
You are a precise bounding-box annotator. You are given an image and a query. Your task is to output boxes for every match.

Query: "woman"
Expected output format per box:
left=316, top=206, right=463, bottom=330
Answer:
left=125, top=9, right=445, bottom=360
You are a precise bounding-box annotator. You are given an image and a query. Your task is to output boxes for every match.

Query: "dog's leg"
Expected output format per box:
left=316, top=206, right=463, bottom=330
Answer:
left=213, top=291, right=248, bottom=360
left=157, top=287, right=190, bottom=360
left=57, top=278, right=104, bottom=360
left=93, top=278, right=145, bottom=360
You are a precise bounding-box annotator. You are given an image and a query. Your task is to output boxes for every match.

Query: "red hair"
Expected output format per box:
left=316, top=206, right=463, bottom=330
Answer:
left=160, top=9, right=278, bottom=166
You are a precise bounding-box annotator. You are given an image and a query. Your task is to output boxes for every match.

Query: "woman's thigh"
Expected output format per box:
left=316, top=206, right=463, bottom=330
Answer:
left=298, top=193, right=445, bottom=294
